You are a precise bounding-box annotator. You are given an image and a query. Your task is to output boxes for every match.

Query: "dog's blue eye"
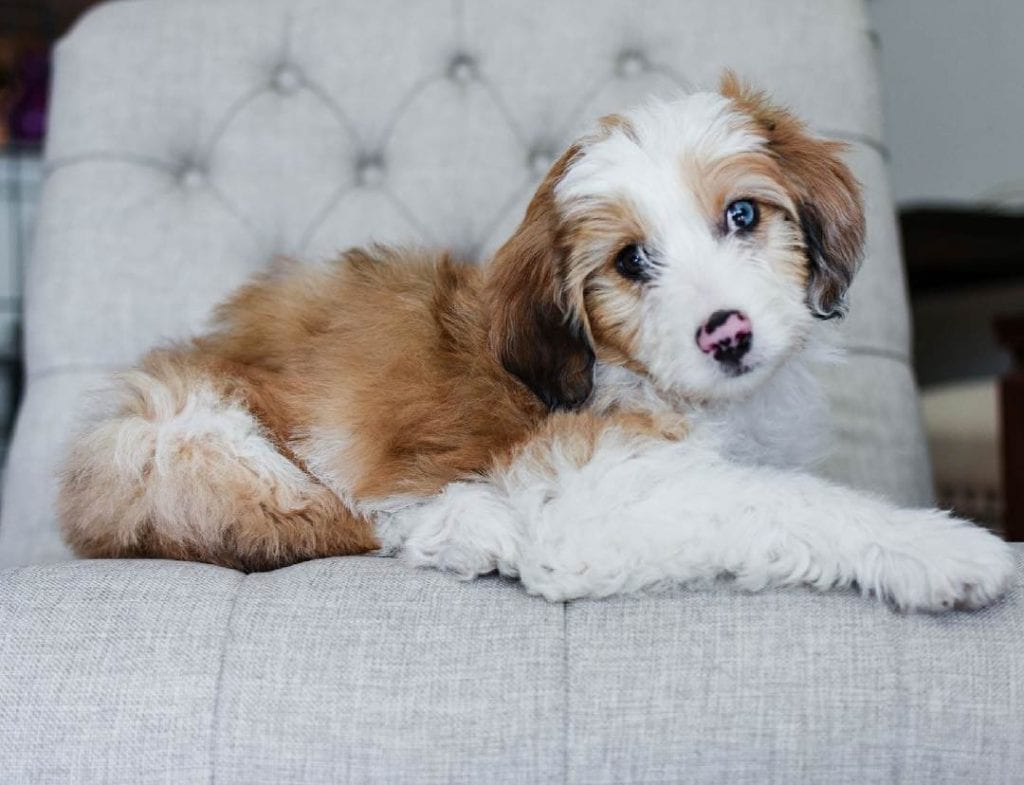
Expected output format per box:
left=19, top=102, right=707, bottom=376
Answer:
left=725, top=199, right=759, bottom=232
left=614, top=244, right=651, bottom=282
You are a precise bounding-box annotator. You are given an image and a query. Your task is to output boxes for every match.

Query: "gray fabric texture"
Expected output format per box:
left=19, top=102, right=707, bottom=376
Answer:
left=2, top=552, right=1023, bottom=785
left=0, top=0, right=931, bottom=566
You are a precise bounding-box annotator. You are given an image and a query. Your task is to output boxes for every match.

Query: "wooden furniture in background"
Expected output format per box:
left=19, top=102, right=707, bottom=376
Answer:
left=0, top=0, right=103, bottom=40
left=901, top=208, right=1024, bottom=293
left=901, top=208, right=1024, bottom=539
left=995, top=315, right=1024, bottom=541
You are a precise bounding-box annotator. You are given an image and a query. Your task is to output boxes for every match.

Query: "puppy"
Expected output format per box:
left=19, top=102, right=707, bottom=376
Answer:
left=59, top=76, right=1015, bottom=611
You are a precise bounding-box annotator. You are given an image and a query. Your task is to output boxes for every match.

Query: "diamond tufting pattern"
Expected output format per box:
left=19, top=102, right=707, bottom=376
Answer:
left=0, top=0, right=934, bottom=566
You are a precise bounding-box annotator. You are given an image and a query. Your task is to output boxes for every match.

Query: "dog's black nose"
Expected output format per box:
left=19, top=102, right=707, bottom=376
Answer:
left=695, top=310, right=753, bottom=366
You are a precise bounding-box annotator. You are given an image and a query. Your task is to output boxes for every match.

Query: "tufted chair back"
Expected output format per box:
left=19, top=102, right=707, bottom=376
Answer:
left=0, top=0, right=933, bottom=566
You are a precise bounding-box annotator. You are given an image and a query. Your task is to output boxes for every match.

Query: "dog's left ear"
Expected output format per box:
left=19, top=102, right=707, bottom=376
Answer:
left=485, top=145, right=595, bottom=411
left=721, top=72, right=865, bottom=319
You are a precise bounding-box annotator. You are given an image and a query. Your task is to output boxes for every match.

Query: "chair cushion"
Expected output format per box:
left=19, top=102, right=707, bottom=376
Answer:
left=2, top=553, right=1023, bottom=784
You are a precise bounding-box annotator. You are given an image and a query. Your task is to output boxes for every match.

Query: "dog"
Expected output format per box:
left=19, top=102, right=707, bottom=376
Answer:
left=59, top=75, right=1015, bottom=612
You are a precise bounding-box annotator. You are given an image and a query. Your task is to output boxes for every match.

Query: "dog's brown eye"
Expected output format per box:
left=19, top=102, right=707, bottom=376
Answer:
left=614, top=244, right=651, bottom=282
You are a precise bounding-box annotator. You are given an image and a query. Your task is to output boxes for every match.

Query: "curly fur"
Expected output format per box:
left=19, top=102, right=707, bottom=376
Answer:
left=59, top=78, right=1014, bottom=612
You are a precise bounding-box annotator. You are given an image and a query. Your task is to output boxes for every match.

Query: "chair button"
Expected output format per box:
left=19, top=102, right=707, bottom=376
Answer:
left=180, top=167, right=205, bottom=188
left=617, top=51, right=648, bottom=78
left=449, top=54, right=477, bottom=84
left=528, top=149, right=554, bottom=177
left=357, top=155, right=385, bottom=187
left=273, top=65, right=302, bottom=94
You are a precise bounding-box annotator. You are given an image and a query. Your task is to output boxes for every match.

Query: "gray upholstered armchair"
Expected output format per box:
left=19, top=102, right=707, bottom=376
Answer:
left=1, top=1, right=1021, bottom=782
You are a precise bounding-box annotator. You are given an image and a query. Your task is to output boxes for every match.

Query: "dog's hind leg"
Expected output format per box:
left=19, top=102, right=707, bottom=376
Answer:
left=59, top=351, right=378, bottom=571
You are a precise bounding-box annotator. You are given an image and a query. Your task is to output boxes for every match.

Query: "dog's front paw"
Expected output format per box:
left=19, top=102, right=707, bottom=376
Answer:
left=394, top=483, right=523, bottom=580
left=858, top=510, right=1016, bottom=612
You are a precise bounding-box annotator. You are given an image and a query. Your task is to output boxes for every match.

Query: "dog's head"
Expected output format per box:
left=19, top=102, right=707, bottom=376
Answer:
left=486, top=75, right=864, bottom=410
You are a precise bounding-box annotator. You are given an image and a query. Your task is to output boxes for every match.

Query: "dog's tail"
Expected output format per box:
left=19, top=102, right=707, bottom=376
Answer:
left=58, top=350, right=377, bottom=571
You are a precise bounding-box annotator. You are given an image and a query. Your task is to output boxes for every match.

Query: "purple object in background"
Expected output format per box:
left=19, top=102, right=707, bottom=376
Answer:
left=8, top=50, right=49, bottom=142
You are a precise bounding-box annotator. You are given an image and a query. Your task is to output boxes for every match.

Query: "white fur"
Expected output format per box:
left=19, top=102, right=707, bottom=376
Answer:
left=365, top=95, right=1016, bottom=613
left=700, top=327, right=840, bottom=470
left=291, top=425, right=361, bottom=505
left=504, top=434, right=1014, bottom=610
left=291, top=426, right=425, bottom=520
left=80, top=375, right=320, bottom=548
left=382, top=408, right=1013, bottom=613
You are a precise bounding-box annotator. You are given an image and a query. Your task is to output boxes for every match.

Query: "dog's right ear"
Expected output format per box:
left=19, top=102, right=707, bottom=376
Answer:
left=720, top=72, right=865, bottom=320
left=485, top=145, right=595, bottom=411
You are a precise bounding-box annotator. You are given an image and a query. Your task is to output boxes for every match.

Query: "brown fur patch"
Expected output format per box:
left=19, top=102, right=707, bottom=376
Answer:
left=596, top=112, right=639, bottom=143
left=59, top=350, right=379, bottom=571
left=485, top=145, right=596, bottom=410
left=60, top=225, right=693, bottom=572
left=720, top=71, right=865, bottom=316
left=60, top=246, right=565, bottom=570
left=277, top=249, right=547, bottom=501
left=496, top=408, right=688, bottom=479
left=561, top=199, right=649, bottom=371
left=684, top=150, right=808, bottom=287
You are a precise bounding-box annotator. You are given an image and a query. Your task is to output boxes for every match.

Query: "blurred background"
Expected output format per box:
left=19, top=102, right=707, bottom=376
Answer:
left=1, top=1, right=1021, bottom=534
